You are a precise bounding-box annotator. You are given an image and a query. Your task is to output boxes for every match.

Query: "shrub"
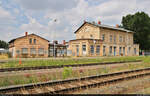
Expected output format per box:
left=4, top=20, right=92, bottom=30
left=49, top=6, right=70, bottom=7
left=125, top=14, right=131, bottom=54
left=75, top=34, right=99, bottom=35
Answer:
left=62, top=67, right=72, bottom=79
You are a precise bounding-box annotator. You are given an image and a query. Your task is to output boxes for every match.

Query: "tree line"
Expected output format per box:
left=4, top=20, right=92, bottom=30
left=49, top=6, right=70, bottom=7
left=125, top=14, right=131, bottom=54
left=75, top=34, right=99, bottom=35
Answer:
left=121, top=12, right=150, bottom=50
left=0, top=40, right=8, bottom=49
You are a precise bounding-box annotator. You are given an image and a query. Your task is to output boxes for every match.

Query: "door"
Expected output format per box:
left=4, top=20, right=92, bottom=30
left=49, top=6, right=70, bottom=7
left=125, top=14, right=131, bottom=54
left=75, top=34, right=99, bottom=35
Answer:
left=82, top=45, right=86, bottom=56
left=114, top=47, right=116, bottom=56
left=76, top=45, right=79, bottom=56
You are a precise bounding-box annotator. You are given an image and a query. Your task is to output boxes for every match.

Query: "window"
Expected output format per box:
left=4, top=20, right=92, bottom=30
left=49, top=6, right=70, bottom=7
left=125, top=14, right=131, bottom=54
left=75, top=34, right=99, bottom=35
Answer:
left=119, top=47, right=122, bottom=55
left=103, top=46, right=106, bottom=56
left=76, top=45, right=79, bottom=56
left=128, top=47, right=131, bottom=54
left=114, top=35, right=116, bottom=43
left=123, top=36, right=125, bottom=42
left=109, top=46, right=112, bottom=55
left=34, top=39, right=36, bottom=44
left=96, top=45, right=100, bottom=54
left=38, top=48, right=44, bottom=55
left=110, top=35, right=112, bottom=42
left=30, top=48, right=36, bottom=55
left=123, top=47, right=125, bottom=55
left=134, top=48, right=136, bottom=55
left=82, top=45, right=86, bottom=52
left=16, top=50, right=20, bottom=55
left=90, top=45, right=94, bottom=55
left=22, top=48, right=28, bottom=54
left=29, top=38, right=32, bottom=44
left=102, top=34, right=105, bottom=41
left=119, top=36, right=122, bottom=42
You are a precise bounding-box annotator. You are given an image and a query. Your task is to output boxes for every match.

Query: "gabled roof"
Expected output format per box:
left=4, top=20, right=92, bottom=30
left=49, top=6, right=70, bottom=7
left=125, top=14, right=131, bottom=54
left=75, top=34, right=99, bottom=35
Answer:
left=9, top=33, right=50, bottom=43
left=74, top=21, right=134, bottom=33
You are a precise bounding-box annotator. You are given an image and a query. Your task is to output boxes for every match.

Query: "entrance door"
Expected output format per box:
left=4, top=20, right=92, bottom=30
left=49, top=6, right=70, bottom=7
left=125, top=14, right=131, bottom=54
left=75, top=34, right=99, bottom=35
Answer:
left=114, top=47, right=116, bottom=56
left=82, top=45, right=86, bottom=56
left=76, top=45, right=79, bottom=56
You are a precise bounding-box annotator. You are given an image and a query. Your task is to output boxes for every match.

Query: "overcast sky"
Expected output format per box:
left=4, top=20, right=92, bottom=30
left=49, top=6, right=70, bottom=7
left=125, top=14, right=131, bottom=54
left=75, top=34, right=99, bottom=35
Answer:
left=0, top=0, right=150, bottom=43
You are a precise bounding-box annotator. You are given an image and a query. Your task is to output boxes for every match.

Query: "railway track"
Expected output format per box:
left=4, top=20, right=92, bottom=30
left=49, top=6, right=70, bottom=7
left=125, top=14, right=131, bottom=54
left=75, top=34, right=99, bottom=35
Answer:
left=0, top=66, right=150, bottom=95
left=0, top=60, right=142, bottom=72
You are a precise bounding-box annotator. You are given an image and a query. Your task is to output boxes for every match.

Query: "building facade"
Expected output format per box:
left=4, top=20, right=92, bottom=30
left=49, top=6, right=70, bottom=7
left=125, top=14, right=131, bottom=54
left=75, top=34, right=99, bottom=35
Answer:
left=9, top=32, right=50, bottom=58
left=9, top=32, right=67, bottom=58
left=68, top=21, right=139, bottom=57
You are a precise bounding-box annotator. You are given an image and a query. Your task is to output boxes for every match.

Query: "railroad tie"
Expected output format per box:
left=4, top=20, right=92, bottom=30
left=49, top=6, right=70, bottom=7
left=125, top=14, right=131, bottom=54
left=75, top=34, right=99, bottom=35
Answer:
left=90, top=80, right=99, bottom=83
left=68, top=84, right=77, bottom=88
left=76, top=82, right=85, bottom=86
left=21, top=90, right=29, bottom=94
left=58, top=85, right=66, bottom=90
left=46, top=87, right=55, bottom=92
left=83, top=81, right=93, bottom=85
left=34, top=88, right=43, bottom=93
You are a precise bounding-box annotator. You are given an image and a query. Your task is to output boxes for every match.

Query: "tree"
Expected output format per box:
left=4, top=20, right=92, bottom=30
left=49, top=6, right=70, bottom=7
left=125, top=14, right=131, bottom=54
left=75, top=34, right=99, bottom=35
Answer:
left=0, top=40, right=8, bottom=49
left=121, top=12, right=150, bottom=50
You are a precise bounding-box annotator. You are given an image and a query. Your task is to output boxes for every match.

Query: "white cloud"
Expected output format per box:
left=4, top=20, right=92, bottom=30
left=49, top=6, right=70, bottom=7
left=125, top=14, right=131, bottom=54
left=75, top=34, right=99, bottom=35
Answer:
left=1, top=0, right=150, bottom=42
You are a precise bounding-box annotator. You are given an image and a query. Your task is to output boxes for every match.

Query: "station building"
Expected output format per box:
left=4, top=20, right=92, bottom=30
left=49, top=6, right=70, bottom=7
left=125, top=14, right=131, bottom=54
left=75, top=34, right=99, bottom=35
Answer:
left=67, top=21, right=139, bottom=57
left=9, top=32, right=67, bottom=58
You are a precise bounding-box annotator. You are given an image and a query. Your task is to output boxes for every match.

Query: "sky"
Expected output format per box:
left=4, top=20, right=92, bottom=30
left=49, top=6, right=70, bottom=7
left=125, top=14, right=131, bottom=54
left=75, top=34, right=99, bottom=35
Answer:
left=0, top=0, right=150, bottom=43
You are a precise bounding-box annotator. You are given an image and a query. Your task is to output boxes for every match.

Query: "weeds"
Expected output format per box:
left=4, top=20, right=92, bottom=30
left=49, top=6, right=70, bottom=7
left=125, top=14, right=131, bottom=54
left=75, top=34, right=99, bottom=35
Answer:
left=62, top=67, right=72, bottom=79
left=0, top=56, right=144, bottom=68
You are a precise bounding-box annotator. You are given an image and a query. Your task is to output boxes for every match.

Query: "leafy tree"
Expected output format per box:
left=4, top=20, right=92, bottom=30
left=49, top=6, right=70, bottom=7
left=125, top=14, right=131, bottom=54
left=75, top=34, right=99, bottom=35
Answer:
left=0, top=40, right=8, bottom=49
left=121, top=12, right=150, bottom=50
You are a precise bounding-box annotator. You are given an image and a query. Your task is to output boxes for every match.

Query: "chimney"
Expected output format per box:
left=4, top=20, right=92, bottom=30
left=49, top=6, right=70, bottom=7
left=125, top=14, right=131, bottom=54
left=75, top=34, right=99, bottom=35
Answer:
left=98, top=21, right=101, bottom=25
left=63, top=40, right=66, bottom=45
left=116, top=24, right=119, bottom=28
left=53, top=40, right=58, bottom=44
left=25, top=32, right=28, bottom=36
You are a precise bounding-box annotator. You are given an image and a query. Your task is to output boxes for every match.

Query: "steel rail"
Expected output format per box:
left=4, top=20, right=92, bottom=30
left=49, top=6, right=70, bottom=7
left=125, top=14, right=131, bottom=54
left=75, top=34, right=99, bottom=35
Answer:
left=0, top=66, right=150, bottom=94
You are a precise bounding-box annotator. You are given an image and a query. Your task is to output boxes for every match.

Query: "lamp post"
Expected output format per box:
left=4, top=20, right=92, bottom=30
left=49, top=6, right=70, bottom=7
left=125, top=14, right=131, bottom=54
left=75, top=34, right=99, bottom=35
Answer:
left=54, top=42, right=55, bottom=58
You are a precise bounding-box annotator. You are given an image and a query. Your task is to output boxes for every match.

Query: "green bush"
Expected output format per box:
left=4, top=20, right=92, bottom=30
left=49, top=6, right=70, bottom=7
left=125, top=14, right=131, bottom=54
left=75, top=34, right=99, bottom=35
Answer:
left=62, top=67, right=72, bottom=79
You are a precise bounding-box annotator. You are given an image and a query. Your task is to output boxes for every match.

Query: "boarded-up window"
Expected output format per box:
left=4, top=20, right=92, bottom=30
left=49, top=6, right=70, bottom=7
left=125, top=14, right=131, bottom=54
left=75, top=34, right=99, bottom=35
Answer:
left=38, top=48, right=44, bottom=55
left=30, top=48, right=36, bottom=55
left=22, top=48, right=28, bottom=54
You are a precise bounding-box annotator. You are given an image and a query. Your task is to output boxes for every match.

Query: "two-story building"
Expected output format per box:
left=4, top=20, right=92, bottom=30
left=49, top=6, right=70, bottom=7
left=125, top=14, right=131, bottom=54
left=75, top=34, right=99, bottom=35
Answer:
left=67, top=21, right=139, bottom=57
left=9, top=32, right=50, bottom=58
left=9, top=32, right=67, bottom=58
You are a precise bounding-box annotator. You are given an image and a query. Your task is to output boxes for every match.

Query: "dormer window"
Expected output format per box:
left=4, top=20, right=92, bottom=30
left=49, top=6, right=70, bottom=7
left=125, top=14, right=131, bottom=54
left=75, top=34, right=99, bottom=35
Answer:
left=29, top=38, right=32, bottom=44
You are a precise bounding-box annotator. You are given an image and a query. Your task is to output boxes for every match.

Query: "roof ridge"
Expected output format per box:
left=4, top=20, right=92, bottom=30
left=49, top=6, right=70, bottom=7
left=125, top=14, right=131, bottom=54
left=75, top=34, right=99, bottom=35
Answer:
left=86, top=21, right=133, bottom=33
left=9, top=33, right=49, bottom=43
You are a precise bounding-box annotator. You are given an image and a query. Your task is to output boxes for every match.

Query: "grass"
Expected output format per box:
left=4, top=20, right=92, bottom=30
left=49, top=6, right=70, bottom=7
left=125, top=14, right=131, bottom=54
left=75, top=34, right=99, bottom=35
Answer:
left=0, top=56, right=143, bottom=69
left=0, top=54, right=8, bottom=59
left=0, top=56, right=149, bottom=87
